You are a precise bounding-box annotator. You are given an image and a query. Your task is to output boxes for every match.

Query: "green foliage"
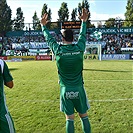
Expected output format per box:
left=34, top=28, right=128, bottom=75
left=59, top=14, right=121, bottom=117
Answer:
left=105, top=18, right=116, bottom=28
left=32, top=11, right=41, bottom=30
left=124, top=0, right=133, bottom=26
left=0, top=0, right=12, bottom=35
left=41, top=3, right=48, bottom=17
left=78, top=0, right=90, bottom=18
left=71, top=8, right=77, bottom=21
left=5, top=60, right=133, bottom=133
left=41, top=3, right=51, bottom=21
left=58, top=2, right=69, bottom=22
left=13, top=7, right=25, bottom=31
left=78, top=0, right=91, bottom=28
left=41, top=3, right=52, bottom=29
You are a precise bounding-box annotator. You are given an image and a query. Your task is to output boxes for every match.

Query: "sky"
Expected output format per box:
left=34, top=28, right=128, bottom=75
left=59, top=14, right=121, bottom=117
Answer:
left=6, top=0, right=127, bottom=25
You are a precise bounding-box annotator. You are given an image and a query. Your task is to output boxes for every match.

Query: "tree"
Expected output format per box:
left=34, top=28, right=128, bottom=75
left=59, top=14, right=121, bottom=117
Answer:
left=13, top=7, right=25, bottom=31
left=78, top=3, right=82, bottom=17
left=32, top=11, right=40, bottom=30
left=41, top=3, right=52, bottom=21
left=58, top=2, right=69, bottom=22
left=71, top=8, right=77, bottom=21
left=104, top=18, right=116, bottom=28
left=41, top=3, right=48, bottom=17
left=41, top=3, right=52, bottom=29
left=124, top=0, right=133, bottom=26
left=78, top=0, right=90, bottom=17
left=0, top=0, right=12, bottom=36
left=78, top=0, right=91, bottom=27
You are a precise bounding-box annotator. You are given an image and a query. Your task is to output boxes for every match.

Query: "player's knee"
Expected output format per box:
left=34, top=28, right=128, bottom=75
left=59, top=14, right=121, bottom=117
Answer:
left=66, top=114, right=74, bottom=120
left=78, top=112, right=88, bottom=118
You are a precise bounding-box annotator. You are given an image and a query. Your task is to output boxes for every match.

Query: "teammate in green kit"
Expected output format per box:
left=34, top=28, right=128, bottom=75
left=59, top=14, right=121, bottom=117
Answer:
left=0, top=59, right=15, bottom=133
left=41, top=8, right=91, bottom=133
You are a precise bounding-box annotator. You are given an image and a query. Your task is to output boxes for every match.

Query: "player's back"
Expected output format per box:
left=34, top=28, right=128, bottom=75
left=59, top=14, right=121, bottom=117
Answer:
left=56, top=43, right=84, bottom=87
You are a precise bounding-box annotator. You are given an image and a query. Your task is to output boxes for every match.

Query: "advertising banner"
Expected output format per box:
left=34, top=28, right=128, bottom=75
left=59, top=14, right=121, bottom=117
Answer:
left=36, top=55, right=52, bottom=60
left=0, top=56, right=7, bottom=60
left=130, top=54, right=133, bottom=60
left=88, top=27, right=133, bottom=34
left=84, top=54, right=98, bottom=60
left=102, top=54, right=130, bottom=60
left=8, top=56, right=36, bottom=60
left=6, top=28, right=60, bottom=37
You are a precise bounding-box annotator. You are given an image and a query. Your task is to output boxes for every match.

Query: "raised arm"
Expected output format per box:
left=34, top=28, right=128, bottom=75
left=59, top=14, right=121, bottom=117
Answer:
left=77, top=8, right=89, bottom=51
left=40, top=13, right=49, bottom=26
left=40, top=13, right=59, bottom=54
left=79, top=8, right=89, bottom=22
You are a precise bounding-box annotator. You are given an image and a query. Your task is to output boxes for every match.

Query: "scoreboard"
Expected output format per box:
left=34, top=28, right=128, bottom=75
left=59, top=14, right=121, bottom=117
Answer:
left=62, top=21, right=81, bottom=29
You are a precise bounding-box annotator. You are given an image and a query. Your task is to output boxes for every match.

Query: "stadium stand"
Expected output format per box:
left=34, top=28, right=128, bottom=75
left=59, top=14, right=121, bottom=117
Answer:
left=1, top=29, right=133, bottom=56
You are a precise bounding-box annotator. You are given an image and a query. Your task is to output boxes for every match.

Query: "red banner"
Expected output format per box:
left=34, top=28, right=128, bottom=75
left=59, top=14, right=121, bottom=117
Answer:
left=0, top=56, right=7, bottom=60
left=36, top=55, right=52, bottom=60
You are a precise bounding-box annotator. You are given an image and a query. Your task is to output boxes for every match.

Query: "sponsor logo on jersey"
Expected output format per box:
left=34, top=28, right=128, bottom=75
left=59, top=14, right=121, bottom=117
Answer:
left=62, top=51, right=80, bottom=56
left=66, top=91, right=79, bottom=99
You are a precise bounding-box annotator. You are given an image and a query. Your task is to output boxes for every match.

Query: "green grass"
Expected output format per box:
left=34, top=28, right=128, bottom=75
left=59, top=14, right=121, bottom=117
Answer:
left=4, top=60, right=133, bottom=133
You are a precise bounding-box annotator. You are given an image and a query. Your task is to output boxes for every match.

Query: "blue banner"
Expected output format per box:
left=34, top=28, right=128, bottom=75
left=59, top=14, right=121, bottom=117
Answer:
left=88, top=27, right=133, bottom=34
left=102, top=54, right=130, bottom=60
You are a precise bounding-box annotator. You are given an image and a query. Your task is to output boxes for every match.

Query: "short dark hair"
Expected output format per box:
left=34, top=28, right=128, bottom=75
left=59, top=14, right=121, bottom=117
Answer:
left=61, top=29, right=73, bottom=42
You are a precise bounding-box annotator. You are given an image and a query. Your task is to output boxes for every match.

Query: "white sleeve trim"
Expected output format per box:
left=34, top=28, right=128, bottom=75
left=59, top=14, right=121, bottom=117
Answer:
left=0, top=59, right=4, bottom=73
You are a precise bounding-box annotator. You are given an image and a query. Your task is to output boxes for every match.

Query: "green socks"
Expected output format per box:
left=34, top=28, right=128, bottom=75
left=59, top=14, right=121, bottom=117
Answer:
left=81, top=116, right=91, bottom=133
left=66, top=119, right=74, bottom=133
left=66, top=117, right=91, bottom=133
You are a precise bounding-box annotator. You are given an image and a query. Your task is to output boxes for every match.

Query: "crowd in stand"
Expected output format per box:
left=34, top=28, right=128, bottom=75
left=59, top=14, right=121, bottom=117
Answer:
left=0, top=33, right=133, bottom=56
left=88, top=34, right=133, bottom=54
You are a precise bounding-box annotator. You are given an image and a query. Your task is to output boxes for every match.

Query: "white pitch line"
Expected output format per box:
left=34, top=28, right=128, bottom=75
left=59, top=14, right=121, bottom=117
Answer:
left=12, top=98, right=133, bottom=103
left=84, top=80, right=133, bottom=81
left=19, top=80, right=133, bottom=82
left=89, top=98, right=133, bottom=102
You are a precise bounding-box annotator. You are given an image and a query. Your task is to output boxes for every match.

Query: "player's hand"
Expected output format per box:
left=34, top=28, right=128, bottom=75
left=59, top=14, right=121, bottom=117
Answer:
left=79, top=8, right=89, bottom=22
left=40, top=13, right=49, bottom=26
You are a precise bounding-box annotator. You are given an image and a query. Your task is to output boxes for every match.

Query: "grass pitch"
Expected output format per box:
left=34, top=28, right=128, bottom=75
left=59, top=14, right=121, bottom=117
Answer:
left=5, top=60, right=133, bottom=133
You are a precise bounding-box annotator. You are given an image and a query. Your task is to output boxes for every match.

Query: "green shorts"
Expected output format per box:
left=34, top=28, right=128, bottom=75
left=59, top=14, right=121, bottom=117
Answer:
left=0, top=101, right=15, bottom=133
left=60, top=85, right=90, bottom=115
left=0, top=112, right=15, bottom=133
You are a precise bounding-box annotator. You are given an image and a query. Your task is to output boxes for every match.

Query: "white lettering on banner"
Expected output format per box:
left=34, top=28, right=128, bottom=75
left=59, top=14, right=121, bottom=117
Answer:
left=24, top=31, right=43, bottom=36
left=121, top=48, right=133, bottom=51
left=123, top=28, right=132, bottom=33
left=36, top=55, right=51, bottom=60
left=102, top=54, right=128, bottom=60
left=120, top=29, right=124, bottom=32
left=66, top=92, right=79, bottom=99
left=99, top=29, right=116, bottom=33
left=106, top=29, right=116, bottom=33
left=113, top=54, right=125, bottom=59
left=6, top=50, right=11, bottom=56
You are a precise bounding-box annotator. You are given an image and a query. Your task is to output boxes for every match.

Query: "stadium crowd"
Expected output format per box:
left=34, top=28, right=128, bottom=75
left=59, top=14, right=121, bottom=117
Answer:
left=88, top=33, right=133, bottom=54
left=0, top=33, right=133, bottom=56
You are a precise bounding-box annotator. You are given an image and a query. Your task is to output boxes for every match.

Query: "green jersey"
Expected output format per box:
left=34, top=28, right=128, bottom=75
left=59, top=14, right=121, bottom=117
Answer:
left=0, top=59, right=13, bottom=107
left=0, top=60, right=13, bottom=90
left=42, top=22, right=86, bottom=87
left=0, top=60, right=15, bottom=133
